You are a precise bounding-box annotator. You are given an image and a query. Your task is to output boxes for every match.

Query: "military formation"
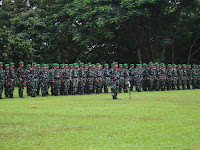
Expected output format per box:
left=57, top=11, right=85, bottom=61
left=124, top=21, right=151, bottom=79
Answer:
left=0, top=61, right=200, bottom=100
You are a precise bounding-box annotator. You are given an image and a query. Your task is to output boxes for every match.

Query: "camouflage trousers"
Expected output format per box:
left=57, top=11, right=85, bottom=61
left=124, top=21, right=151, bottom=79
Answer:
left=172, top=77, right=177, bottom=90
left=192, top=77, right=197, bottom=89
left=182, top=77, right=187, bottom=90
left=62, top=79, right=70, bottom=95
left=79, top=78, right=86, bottom=95
left=103, top=77, right=110, bottom=93
left=154, top=78, right=159, bottom=91
left=119, top=77, right=124, bottom=93
left=18, top=79, right=25, bottom=97
left=159, top=77, right=165, bottom=91
left=95, top=77, right=102, bottom=94
left=129, top=76, right=135, bottom=91
left=111, top=80, right=119, bottom=97
left=88, top=77, right=94, bottom=93
left=41, top=79, right=48, bottom=94
left=26, top=82, right=31, bottom=96
left=177, top=77, right=182, bottom=90
left=123, top=77, right=129, bottom=93
left=0, top=81, right=4, bottom=96
left=187, top=78, right=191, bottom=89
left=148, top=77, right=154, bottom=91
left=53, top=79, right=61, bottom=95
left=72, top=78, right=79, bottom=95
left=142, top=78, right=148, bottom=91
left=166, top=78, right=172, bottom=90
left=30, top=79, right=37, bottom=96
left=135, top=78, right=143, bottom=92
left=5, top=80, right=15, bottom=97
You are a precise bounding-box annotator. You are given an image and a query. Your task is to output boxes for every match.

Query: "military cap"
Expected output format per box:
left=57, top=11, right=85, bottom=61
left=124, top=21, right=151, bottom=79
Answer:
left=167, top=64, right=171, bottom=67
left=96, top=63, right=100, bottom=66
left=92, top=64, right=96, bottom=67
left=64, top=64, right=68, bottom=67
left=80, top=62, right=84, bottom=66
left=68, top=64, right=72, bottom=67
left=119, top=64, right=123, bottom=66
left=113, top=62, right=118, bottom=65
left=0, top=62, right=3, bottom=65
left=60, top=64, right=64, bottom=67
left=199, top=65, right=200, bottom=67
left=10, top=62, right=15, bottom=65
left=130, top=64, right=134, bottom=67
left=5, top=64, right=9, bottom=67
left=41, top=64, right=44, bottom=67
left=172, top=64, right=176, bottom=67
left=136, top=64, right=141, bottom=66
left=84, top=64, right=88, bottom=67
left=187, top=65, right=191, bottom=67
left=88, top=62, right=91, bottom=65
left=182, top=64, right=186, bottom=66
left=155, top=62, right=159, bottom=65
left=36, top=64, right=40, bottom=67
left=27, top=64, right=31, bottom=67
left=104, top=64, right=108, bottom=67
left=149, top=62, right=153, bottom=65
left=32, top=62, right=37, bottom=65
left=123, top=64, right=128, bottom=68
left=19, top=61, right=24, bottom=65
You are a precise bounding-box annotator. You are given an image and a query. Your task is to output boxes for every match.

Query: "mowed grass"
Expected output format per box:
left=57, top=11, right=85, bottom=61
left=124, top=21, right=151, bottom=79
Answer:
left=0, top=88, right=200, bottom=150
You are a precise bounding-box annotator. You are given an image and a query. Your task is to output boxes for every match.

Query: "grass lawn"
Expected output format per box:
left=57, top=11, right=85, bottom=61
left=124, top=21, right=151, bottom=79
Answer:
left=0, top=88, right=200, bottom=150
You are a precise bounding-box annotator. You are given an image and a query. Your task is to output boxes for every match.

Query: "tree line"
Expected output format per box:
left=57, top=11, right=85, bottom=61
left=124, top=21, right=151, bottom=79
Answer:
left=0, top=0, right=200, bottom=65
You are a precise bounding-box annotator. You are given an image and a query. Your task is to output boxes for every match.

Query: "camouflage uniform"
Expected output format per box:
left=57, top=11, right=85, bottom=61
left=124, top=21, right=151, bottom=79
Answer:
left=134, top=66, right=143, bottom=92
left=119, top=67, right=124, bottom=93
left=27, top=68, right=37, bottom=97
left=95, top=67, right=103, bottom=94
left=40, top=67, right=49, bottom=96
left=103, top=66, right=110, bottom=93
left=166, top=67, right=173, bottom=90
left=110, top=65, right=120, bottom=99
left=49, top=67, right=55, bottom=95
left=171, top=67, right=177, bottom=90
left=128, top=65, right=135, bottom=91
left=62, top=68, right=71, bottom=95
left=191, top=66, right=197, bottom=89
left=25, top=67, right=31, bottom=96
left=17, top=66, right=26, bottom=98
left=53, top=68, right=62, bottom=96
left=159, top=66, right=166, bottom=91
left=187, top=66, right=192, bottom=89
left=78, top=67, right=86, bottom=95
left=149, top=67, right=156, bottom=91
left=0, top=67, right=5, bottom=98
left=71, top=67, right=79, bottom=95
left=182, top=66, right=187, bottom=90
left=87, top=67, right=95, bottom=94
left=123, top=66, right=129, bottom=93
left=5, top=68, right=16, bottom=98
left=142, top=66, right=149, bottom=91
left=177, top=66, right=183, bottom=90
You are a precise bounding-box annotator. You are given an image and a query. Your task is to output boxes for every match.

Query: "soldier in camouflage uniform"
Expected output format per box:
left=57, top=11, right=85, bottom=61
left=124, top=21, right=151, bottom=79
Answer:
left=53, top=63, right=62, bottom=96
left=118, top=64, right=124, bottom=93
left=0, top=62, right=5, bottom=99
left=62, top=64, right=71, bottom=95
left=5, top=63, right=16, bottom=98
left=95, top=63, right=103, bottom=94
left=40, top=64, right=49, bottom=96
left=197, top=65, right=200, bottom=89
left=171, top=64, right=177, bottom=90
left=103, top=64, right=110, bottom=93
left=78, top=63, right=86, bottom=95
left=87, top=64, right=95, bottom=94
left=159, top=63, right=166, bottom=91
left=49, top=64, right=56, bottom=95
left=59, top=64, right=65, bottom=95
left=71, top=63, right=79, bottom=95
left=149, top=63, right=156, bottom=91
left=36, top=64, right=41, bottom=95
left=134, top=64, right=143, bottom=92
left=187, top=65, right=192, bottom=89
left=142, top=63, right=149, bottom=91
left=166, top=64, right=173, bottom=90
left=177, top=64, right=183, bottom=90
left=16, top=62, right=26, bottom=98
left=191, top=64, right=198, bottom=89
left=25, top=64, right=31, bottom=96
left=154, top=63, right=160, bottom=91
left=83, top=64, right=89, bottom=94
left=129, top=64, right=135, bottom=91
left=123, top=64, right=129, bottom=93
left=182, top=64, right=187, bottom=90
left=110, top=62, right=120, bottom=99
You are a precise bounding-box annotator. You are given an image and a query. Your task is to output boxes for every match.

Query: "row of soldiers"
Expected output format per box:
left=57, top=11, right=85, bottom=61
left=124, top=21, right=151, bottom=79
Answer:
left=0, top=61, right=199, bottom=99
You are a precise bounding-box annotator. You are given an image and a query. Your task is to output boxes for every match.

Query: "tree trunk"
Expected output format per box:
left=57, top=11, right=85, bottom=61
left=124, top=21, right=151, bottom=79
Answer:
left=137, top=48, right=142, bottom=64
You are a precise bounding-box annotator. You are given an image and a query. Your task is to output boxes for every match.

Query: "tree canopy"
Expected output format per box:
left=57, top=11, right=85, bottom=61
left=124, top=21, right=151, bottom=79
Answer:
left=0, top=0, right=200, bottom=65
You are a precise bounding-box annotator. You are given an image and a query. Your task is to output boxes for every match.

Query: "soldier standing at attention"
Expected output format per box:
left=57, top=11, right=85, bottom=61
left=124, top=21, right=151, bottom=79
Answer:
left=129, top=64, right=135, bottom=91
left=78, top=63, right=86, bottom=95
left=6, top=62, right=16, bottom=98
left=171, top=64, right=177, bottom=90
left=187, top=65, right=192, bottom=89
left=36, top=64, right=41, bottom=95
left=118, top=64, right=124, bottom=93
left=87, top=64, right=95, bottom=94
left=53, top=63, right=62, bottom=96
left=40, top=64, right=49, bottom=97
left=0, top=62, right=5, bottom=99
left=103, top=64, right=110, bottom=93
left=95, top=63, right=103, bottom=94
left=71, top=63, right=79, bottom=95
left=59, top=64, right=65, bottom=95
left=182, top=64, right=187, bottom=90
left=166, top=64, right=173, bottom=90
left=135, top=64, right=143, bottom=92
left=123, top=64, right=129, bottom=93
left=142, top=63, right=148, bottom=91
left=197, top=65, right=200, bottom=89
left=17, top=62, right=26, bottom=98
left=177, top=64, right=183, bottom=90
left=25, top=64, right=31, bottom=96
left=159, top=63, right=166, bottom=91
left=110, top=62, right=120, bottom=99
left=4, top=64, right=10, bottom=98
left=149, top=63, right=156, bottom=91
left=63, top=64, right=71, bottom=95
left=191, top=64, right=197, bottom=89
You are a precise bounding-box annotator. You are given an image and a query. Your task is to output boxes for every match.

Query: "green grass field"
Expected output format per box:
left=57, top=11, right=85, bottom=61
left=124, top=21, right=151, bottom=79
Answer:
left=0, top=88, right=200, bottom=150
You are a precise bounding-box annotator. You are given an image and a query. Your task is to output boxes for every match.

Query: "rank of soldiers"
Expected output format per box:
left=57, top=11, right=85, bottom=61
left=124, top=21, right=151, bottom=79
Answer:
left=0, top=61, right=199, bottom=100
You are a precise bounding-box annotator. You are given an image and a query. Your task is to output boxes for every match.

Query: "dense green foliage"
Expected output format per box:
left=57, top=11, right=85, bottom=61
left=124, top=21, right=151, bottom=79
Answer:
left=0, top=0, right=200, bottom=64
left=0, top=88, right=200, bottom=149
